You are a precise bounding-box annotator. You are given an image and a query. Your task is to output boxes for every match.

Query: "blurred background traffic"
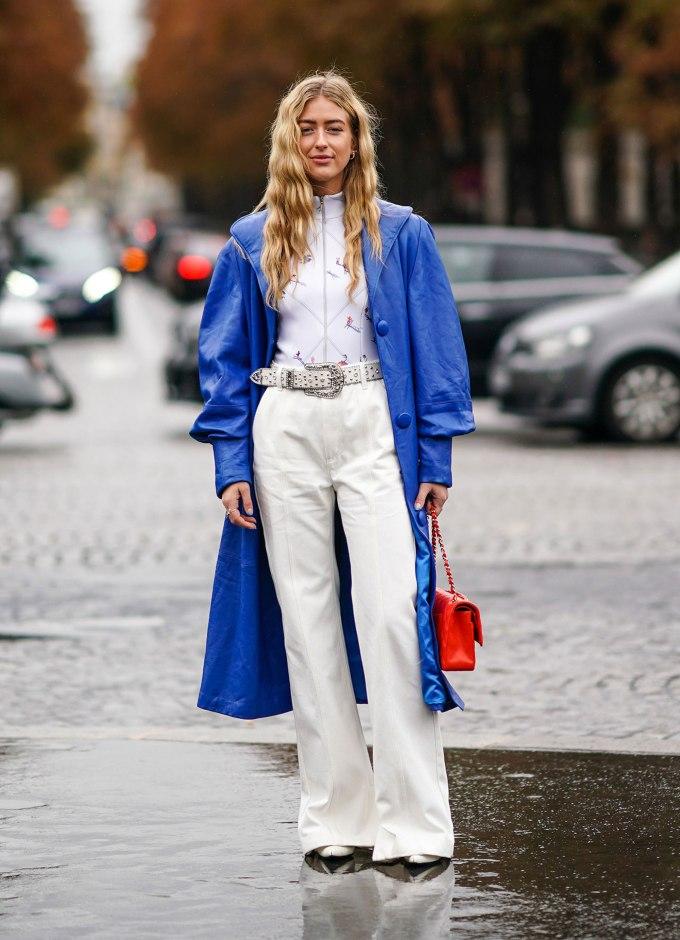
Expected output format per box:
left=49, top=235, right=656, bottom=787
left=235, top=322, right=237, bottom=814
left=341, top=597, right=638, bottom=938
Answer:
left=1, top=0, right=679, bottom=445
left=2, top=11, right=679, bottom=932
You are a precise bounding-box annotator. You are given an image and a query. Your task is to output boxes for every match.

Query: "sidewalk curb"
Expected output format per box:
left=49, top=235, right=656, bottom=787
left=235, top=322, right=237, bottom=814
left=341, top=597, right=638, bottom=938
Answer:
left=1, top=726, right=677, bottom=756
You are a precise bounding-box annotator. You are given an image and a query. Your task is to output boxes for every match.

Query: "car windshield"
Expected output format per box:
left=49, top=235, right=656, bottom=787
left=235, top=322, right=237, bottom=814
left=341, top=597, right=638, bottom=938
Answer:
left=628, top=250, right=680, bottom=299
left=17, top=227, right=112, bottom=275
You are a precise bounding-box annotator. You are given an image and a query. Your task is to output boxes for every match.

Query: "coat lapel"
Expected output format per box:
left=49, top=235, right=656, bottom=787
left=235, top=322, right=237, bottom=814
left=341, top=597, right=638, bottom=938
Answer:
left=229, top=198, right=413, bottom=325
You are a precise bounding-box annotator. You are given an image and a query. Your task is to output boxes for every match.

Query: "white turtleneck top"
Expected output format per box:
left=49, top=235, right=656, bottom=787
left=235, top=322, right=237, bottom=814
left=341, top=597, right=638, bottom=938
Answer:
left=271, top=190, right=379, bottom=369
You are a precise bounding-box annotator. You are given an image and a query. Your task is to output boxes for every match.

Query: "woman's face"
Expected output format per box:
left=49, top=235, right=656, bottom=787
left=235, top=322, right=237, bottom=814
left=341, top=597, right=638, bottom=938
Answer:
left=297, top=95, right=356, bottom=195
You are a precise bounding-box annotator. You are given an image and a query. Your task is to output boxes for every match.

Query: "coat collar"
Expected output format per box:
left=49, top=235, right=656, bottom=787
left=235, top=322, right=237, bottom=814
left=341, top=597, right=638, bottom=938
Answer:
left=229, top=197, right=413, bottom=312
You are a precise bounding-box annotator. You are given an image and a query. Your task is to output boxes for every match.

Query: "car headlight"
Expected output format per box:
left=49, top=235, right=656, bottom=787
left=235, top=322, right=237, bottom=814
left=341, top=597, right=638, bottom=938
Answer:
left=82, top=267, right=122, bottom=303
left=496, top=330, right=519, bottom=355
left=531, top=324, right=593, bottom=359
left=5, top=269, right=40, bottom=298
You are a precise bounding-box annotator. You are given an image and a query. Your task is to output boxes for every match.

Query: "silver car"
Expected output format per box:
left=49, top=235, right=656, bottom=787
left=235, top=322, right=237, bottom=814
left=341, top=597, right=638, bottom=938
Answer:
left=433, top=225, right=641, bottom=394
left=0, top=290, right=74, bottom=433
left=489, top=250, right=680, bottom=442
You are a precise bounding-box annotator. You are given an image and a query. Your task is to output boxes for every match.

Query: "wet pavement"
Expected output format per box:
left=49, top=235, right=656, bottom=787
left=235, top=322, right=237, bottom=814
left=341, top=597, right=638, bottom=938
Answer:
left=1, top=278, right=679, bottom=935
left=1, top=739, right=677, bottom=938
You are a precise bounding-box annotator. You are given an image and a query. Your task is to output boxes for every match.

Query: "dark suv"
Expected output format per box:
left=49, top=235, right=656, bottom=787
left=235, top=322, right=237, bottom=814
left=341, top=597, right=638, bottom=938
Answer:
left=432, top=226, right=642, bottom=394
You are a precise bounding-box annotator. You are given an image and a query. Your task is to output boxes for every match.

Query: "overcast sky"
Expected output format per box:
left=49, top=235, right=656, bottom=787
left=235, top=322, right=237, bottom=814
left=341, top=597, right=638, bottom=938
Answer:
left=76, top=0, right=147, bottom=85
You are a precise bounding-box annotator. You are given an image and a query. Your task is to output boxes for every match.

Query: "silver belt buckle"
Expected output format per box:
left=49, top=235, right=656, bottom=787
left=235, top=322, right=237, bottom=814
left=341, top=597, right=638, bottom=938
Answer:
left=303, top=362, right=345, bottom=398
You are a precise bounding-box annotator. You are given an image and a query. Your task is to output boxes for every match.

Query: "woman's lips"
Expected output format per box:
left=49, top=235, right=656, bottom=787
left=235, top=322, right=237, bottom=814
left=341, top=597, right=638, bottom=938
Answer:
left=311, top=156, right=332, bottom=164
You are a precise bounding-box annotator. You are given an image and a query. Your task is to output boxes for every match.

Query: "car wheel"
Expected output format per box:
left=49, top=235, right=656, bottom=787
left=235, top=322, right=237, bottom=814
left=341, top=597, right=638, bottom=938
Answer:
left=599, top=356, right=680, bottom=443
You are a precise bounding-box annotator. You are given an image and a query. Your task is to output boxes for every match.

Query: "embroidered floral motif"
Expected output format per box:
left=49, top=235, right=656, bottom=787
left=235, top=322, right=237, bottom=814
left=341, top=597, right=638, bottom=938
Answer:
left=345, top=315, right=360, bottom=333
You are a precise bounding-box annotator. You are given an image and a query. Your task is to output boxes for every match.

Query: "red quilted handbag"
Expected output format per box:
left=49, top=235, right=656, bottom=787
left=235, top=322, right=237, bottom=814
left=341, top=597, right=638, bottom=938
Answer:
left=428, top=506, right=484, bottom=670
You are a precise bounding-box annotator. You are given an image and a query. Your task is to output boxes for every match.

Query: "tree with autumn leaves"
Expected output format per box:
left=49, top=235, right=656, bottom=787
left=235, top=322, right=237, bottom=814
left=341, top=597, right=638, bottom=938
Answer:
left=0, top=0, right=93, bottom=205
left=132, top=0, right=680, bottom=238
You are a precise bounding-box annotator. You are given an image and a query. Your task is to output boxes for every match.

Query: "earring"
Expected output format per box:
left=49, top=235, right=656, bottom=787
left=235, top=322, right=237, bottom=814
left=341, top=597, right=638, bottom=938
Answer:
left=350, top=151, right=356, bottom=159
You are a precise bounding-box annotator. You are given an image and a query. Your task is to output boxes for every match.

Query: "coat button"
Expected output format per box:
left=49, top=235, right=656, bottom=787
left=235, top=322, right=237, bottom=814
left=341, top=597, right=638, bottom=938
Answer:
left=376, top=319, right=389, bottom=335
left=396, top=412, right=411, bottom=428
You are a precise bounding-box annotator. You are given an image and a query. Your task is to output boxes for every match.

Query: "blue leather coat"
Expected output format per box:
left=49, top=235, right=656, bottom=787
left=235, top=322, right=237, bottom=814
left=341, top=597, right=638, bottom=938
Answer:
left=189, top=197, right=476, bottom=719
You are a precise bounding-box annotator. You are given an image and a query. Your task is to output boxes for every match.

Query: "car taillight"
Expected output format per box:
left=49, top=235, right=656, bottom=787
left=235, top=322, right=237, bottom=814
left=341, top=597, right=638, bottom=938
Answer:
left=37, top=316, right=57, bottom=335
left=48, top=206, right=70, bottom=228
left=121, top=246, right=148, bottom=272
left=177, top=255, right=213, bottom=281
left=133, top=218, right=157, bottom=244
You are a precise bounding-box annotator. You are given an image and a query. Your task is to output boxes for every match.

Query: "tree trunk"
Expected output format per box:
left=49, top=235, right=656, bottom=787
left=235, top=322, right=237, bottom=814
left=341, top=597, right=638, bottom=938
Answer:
left=522, top=26, right=570, bottom=227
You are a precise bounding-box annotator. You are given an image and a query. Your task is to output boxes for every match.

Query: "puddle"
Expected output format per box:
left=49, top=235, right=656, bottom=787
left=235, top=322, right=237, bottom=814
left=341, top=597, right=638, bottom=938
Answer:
left=0, top=739, right=676, bottom=938
left=261, top=744, right=680, bottom=938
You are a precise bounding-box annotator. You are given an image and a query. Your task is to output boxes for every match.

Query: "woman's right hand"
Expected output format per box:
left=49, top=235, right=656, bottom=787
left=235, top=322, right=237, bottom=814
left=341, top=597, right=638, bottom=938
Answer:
left=221, top=482, right=257, bottom=529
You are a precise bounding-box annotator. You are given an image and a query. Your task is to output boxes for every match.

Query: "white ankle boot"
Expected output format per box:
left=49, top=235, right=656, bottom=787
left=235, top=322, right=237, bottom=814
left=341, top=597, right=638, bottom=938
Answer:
left=405, top=853, right=441, bottom=864
left=317, top=844, right=354, bottom=858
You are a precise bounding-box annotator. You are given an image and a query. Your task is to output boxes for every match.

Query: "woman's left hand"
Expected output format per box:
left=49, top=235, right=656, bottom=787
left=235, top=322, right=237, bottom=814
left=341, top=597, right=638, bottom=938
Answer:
left=414, top=482, right=448, bottom=516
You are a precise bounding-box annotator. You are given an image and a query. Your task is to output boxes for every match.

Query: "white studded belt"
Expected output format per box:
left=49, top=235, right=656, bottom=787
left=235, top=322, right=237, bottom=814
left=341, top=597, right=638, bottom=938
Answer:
left=249, top=360, right=383, bottom=399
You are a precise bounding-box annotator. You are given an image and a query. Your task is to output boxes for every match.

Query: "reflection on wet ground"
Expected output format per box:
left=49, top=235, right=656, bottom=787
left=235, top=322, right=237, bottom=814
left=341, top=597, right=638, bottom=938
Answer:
left=262, top=744, right=680, bottom=938
left=0, top=739, right=677, bottom=937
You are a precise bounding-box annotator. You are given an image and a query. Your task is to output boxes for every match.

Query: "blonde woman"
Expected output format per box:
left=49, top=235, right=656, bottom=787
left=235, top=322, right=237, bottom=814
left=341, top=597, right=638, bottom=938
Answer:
left=189, top=70, right=476, bottom=867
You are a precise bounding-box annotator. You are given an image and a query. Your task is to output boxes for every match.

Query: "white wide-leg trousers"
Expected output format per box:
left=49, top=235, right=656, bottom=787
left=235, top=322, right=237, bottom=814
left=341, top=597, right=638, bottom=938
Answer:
left=252, top=363, right=454, bottom=862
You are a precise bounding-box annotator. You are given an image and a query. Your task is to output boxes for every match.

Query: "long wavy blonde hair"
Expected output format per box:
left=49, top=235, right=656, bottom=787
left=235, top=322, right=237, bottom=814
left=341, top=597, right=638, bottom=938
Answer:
left=252, top=70, right=385, bottom=311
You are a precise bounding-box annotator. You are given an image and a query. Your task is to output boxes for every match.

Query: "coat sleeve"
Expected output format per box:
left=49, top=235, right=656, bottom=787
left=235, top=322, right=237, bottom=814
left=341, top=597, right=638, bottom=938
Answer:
left=406, top=214, right=476, bottom=488
left=188, top=236, right=253, bottom=499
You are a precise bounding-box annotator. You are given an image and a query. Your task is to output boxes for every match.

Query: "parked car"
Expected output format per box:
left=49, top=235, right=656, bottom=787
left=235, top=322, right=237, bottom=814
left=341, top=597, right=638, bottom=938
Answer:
left=150, top=224, right=226, bottom=302
left=164, top=298, right=202, bottom=402
left=0, top=289, right=74, bottom=433
left=163, top=223, right=643, bottom=407
left=433, top=225, right=642, bottom=394
left=159, top=224, right=228, bottom=400
left=7, top=214, right=123, bottom=334
left=488, top=248, right=680, bottom=442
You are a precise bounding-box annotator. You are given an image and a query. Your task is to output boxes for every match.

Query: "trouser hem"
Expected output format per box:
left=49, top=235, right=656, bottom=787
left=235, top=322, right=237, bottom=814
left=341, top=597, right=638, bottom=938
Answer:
left=301, top=836, right=377, bottom=855
left=371, top=834, right=454, bottom=862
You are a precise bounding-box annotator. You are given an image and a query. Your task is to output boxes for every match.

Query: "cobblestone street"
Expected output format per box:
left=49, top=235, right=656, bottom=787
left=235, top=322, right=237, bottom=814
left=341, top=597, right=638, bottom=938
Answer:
left=1, top=278, right=679, bottom=752
left=2, top=278, right=679, bottom=937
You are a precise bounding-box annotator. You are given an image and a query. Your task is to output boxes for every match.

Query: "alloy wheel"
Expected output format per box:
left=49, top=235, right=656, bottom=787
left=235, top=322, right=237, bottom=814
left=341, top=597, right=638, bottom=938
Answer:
left=604, top=360, right=680, bottom=442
